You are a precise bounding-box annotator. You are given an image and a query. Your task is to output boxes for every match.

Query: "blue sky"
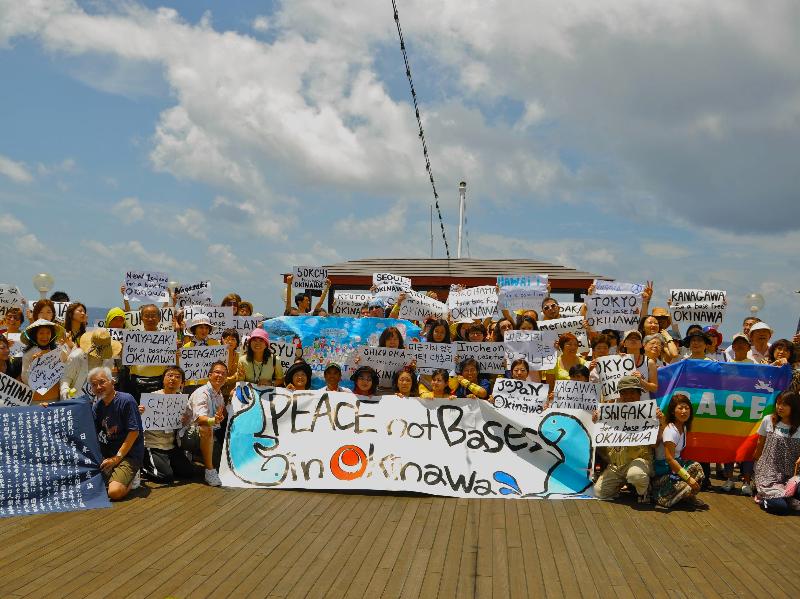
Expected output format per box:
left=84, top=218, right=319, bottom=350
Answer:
left=1, top=1, right=799, bottom=339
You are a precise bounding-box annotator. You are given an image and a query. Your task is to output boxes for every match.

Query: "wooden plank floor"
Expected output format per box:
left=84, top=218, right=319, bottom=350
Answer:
left=2, top=481, right=800, bottom=599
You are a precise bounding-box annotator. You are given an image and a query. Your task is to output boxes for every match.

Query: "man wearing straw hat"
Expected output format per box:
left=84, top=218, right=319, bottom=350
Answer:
left=60, top=328, right=122, bottom=400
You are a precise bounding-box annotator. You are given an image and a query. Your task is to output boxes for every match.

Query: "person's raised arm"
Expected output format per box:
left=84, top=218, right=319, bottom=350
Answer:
left=120, top=284, right=131, bottom=313
left=284, top=275, right=294, bottom=315
left=639, top=281, right=653, bottom=317
left=313, top=278, right=332, bottom=313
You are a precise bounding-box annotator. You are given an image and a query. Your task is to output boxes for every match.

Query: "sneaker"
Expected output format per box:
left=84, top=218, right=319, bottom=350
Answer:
left=130, top=472, right=141, bottom=490
left=204, top=468, right=222, bottom=487
left=721, top=479, right=735, bottom=493
left=740, top=483, right=752, bottom=496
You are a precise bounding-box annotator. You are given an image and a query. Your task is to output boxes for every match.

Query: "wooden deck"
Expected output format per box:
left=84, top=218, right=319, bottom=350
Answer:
left=2, top=481, right=799, bottom=599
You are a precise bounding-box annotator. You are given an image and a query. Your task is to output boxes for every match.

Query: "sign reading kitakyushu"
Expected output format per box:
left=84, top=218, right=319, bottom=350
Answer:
left=220, top=390, right=595, bottom=499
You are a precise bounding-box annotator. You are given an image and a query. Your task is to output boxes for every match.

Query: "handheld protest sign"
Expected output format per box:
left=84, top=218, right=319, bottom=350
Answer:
left=552, top=380, right=599, bottom=412
left=332, top=292, right=372, bottom=317
left=293, top=267, right=328, bottom=291
left=373, top=273, right=412, bottom=303
left=448, top=286, right=499, bottom=320
left=123, top=270, right=169, bottom=303
left=0, top=284, right=25, bottom=319
left=453, top=341, right=506, bottom=374
left=497, top=274, right=548, bottom=312
left=593, top=355, right=636, bottom=402
left=668, top=289, right=727, bottom=326
left=491, top=377, right=548, bottom=416
left=28, top=348, right=64, bottom=394
left=406, top=342, right=455, bottom=374
left=594, top=400, right=659, bottom=446
left=122, top=331, right=178, bottom=366
left=503, top=329, right=558, bottom=371
left=139, top=393, right=188, bottom=431
left=174, top=281, right=212, bottom=308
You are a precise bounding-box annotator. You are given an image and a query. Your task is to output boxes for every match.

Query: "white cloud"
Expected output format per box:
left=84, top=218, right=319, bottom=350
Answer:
left=641, top=242, right=691, bottom=259
left=0, top=213, right=26, bottom=234
left=174, top=208, right=206, bottom=239
left=112, top=196, right=144, bottom=222
left=36, top=157, right=76, bottom=176
left=0, top=154, right=33, bottom=183
left=79, top=238, right=192, bottom=272
left=333, top=203, right=406, bottom=241
left=208, top=243, right=249, bottom=276
left=16, top=233, right=47, bottom=255
left=252, top=16, right=269, bottom=33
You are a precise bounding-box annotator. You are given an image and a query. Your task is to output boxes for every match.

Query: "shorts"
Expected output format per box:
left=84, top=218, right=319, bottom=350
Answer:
left=103, top=456, right=140, bottom=487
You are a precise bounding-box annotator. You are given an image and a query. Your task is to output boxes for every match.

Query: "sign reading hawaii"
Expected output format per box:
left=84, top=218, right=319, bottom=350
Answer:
left=220, top=389, right=595, bottom=499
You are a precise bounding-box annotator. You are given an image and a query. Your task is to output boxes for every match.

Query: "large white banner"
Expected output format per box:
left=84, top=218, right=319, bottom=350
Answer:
left=220, top=390, right=596, bottom=499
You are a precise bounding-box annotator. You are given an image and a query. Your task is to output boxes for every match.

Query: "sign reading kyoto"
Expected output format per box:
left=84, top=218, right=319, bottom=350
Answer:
left=220, top=390, right=595, bottom=499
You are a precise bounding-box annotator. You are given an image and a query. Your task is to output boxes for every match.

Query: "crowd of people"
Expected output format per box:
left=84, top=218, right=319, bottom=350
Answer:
left=2, top=277, right=799, bottom=515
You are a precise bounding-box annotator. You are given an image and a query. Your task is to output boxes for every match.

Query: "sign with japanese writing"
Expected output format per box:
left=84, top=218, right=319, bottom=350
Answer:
left=28, top=348, right=64, bottom=393
left=491, top=377, right=547, bottom=416
left=123, top=270, right=169, bottom=302
left=220, top=390, right=596, bottom=499
left=174, top=281, right=212, bottom=308
left=503, top=330, right=558, bottom=370
left=0, top=401, right=110, bottom=517
left=0, top=372, right=33, bottom=407
left=293, top=267, right=328, bottom=291
left=139, top=393, right=188, bottom=431
left=552, top=381, right=599, bottom=412
left=453, top=341, right=506, bottom=375
left=594, top=400, right=659, bottom=446
left=122, top=331, right=177, bottom=366
left=406, top=342, right=455, bottom=374
left=179, top=345, right=229, bottom=382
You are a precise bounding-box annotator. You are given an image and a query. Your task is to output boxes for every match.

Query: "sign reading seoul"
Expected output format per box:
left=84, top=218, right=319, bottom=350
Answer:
left=220, top=389, right=596, bottom=499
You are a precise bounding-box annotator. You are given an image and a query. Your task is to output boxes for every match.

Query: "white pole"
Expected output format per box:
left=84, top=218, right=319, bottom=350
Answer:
left=457, top=181, right=466, bottom=259
left=430, top=204, right=434, bottom=258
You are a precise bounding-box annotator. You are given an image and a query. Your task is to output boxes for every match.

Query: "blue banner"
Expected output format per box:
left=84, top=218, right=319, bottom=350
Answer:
left=1, top=401, right=110, bottom=517
left=263, top=316, right=422, bottom=389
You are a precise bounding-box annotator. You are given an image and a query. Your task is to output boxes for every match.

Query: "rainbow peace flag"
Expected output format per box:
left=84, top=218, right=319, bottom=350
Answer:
left=654, top=360, right=792, bottom=462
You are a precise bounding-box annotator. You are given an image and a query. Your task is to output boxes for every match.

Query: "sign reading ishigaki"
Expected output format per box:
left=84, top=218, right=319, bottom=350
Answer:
left=406, top=342, right=455, bottom=373
left=453, top=341, right=506, bottom=374
left=174, top=281, right=212, bottom=308
left=293, top=266, right=328, bottom=291
left=123, top=270, right=170, bottom=303
left=668, top=289, right=727, bottom=326
left=491, top=377, right=547, bottom=416
left=122, top=331, right=177, bottom=366
left=28, top=348, right=65, bottom=393
left=332, top=292, right=372, bottom=317
left=1, top=401, right=110, bottom=517
left=593, top=354, right=636, bottom=402
left=0, top=372, right=33, bottom=407
left=594, top=400, right=659, bottom=446
left=448, top=286, right=499, bottom=320
left=220, top=390, right=595, bottom=499
left=139, top=393, right=188, bottom=431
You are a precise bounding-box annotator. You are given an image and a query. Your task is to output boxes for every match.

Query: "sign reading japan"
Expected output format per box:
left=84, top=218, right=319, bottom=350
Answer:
left=668, top=289, right=727, bottom=326
left=491, top=377, right=547, bottom=415
left=220, top=390, right=596, bottom=499
left=123, top=270, right=169, bottom=302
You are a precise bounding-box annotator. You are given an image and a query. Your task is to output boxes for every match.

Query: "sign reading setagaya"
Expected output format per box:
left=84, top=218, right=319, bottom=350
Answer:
left=220, top=390, right=595, bottom=499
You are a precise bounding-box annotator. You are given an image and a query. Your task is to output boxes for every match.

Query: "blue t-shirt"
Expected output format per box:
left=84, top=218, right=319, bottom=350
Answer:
left=93, top=391, right=145, bottom=464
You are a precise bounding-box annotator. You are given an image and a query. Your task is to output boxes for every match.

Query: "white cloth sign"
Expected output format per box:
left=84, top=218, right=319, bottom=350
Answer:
left=0, top=284, right=25, bottom=318
left=332, top=292, right=372, bottom=316
left=594, top=400, right=659, bottom=446
left=448, top=286, right=499, bottom=320
left=293, top=267, right=328, bottom=291
left=0, top=371, right=33, bottom=407
left=139, top=393, right=188, bottom=431
left=593, top=280, right=645, bottom=295
left=502, top=330, right=558, bottom=371
left=491, top=377, right=547, bottom=416
left=585, top=293, right=642, bottom=316
left=372, top=273, right=412, bottom=302
left=123, top=270, right=169, bottom=302
left=183, top=305, right=234, bottom=339
left=406, top=342, right=455, bottom=373
left=496, top=274, right=548, bottom=312
left=28, top=348, right=64, bottom=393
left=219, top=390, right=596, bottom=499
left=552, top=381, right=599, bottom=412
left=174, top=281, right=212, bottom=308
left=668, top=289, right=727, bottom=326
left=122, top=331, right=177, bottom=366
left=453, top=341, right=506, bottom=374
left=347, top=346, right=410, bottom=386
left=398, top=291, right=448, bottom=321
left=179, top=346, right=229, bottom=382
left=593, top=355, right=636, bottom=402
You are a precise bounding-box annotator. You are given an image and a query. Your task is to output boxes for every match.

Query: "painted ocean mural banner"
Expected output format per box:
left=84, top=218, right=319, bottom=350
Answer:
left=219, top=388, right=595, bottom=499
left=654, top=360, right=793, bottom=463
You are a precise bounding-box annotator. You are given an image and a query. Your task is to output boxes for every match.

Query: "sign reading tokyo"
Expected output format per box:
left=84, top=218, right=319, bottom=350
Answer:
left=220, top=390, right=595, bottom=499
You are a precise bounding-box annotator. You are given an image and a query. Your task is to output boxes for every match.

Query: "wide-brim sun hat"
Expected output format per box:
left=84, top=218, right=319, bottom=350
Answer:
left=80, top=328, right=122, bottom=359
left=617, top=375, right=645, bottom=392
left=285, top=360, right=313, bottom=387
left=21, top=319, right=65, bottom=345
left=683, top=331, right=711, bottom=348
left=188, top=314, right=215, bottom=333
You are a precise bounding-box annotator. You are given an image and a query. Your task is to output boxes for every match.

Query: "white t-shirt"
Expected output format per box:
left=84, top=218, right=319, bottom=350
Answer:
left=757, top=415, right=800, bottom=439
left=655, top=423, right=686, bottom=461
